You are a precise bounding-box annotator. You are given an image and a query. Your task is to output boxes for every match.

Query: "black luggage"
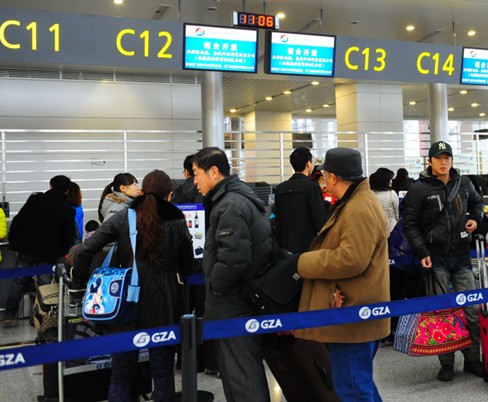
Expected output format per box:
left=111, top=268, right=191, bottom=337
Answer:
left=41, top=360, right=152, bottom=402
left=263, top=335, right=340, bottom=402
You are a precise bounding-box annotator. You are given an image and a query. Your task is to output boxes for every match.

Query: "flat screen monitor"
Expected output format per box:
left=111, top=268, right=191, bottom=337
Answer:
left=460, top=47, right=488, bottom=85
left=265, top=31, right=336, bottom=77
left=183, top=23, right=258, bottom=73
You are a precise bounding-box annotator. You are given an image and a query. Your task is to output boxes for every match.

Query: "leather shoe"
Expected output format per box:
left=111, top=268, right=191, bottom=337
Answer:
left=438, top=365, right=454, bottom=382
left=464, top=361, right=484, bottom=378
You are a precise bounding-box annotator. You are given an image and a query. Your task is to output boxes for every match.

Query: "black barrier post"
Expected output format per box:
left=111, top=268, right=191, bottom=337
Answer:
left=180, top=314, right=198, bottom=402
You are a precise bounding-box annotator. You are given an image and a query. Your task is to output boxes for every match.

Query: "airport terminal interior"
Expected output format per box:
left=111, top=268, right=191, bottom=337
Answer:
left=2, top=0, right=488, bottom=401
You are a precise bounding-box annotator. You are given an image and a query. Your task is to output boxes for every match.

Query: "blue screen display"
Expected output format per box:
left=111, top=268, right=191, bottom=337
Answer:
left=460, top=47, right=488, bottom=85
left=267, top=31, right=335, bottom=77
left=183, top=24, right=258, bottom=73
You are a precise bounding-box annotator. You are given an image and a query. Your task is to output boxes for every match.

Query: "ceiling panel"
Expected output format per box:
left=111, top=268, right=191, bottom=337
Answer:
left=2, top=0, right=488, bottom=121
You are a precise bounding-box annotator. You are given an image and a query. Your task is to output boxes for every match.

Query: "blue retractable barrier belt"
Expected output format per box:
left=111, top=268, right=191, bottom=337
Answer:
left=0, top=264, right=53, bottom=279
left=1, top=286, right=488, bottom=372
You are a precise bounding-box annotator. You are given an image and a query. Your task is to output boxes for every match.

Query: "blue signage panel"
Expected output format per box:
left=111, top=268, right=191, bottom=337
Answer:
left=460, top=47, right=488, bottom=85
left=266, top=31, right=336, bottom=77
left=183, top=24, right=258, bottom=73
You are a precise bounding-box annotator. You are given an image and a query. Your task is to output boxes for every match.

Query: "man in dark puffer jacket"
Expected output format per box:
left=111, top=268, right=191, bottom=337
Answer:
left=193, top=147, right=274, bottom=402
left=403, top=141, right=484, bottom=382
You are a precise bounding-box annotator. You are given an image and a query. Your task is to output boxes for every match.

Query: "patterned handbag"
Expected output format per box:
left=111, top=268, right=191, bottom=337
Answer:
left=394, top=269, right=472, bottom=356
left=393, top=306, right=472, bottom=356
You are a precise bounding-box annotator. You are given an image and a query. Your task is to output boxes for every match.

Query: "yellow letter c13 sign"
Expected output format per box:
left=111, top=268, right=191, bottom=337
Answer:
left=335, top=36, right=462, bottom=84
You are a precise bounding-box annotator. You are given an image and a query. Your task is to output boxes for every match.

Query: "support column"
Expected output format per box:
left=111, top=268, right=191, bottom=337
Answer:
left=201, top=71, right=224, bottom=149
left=242, top=111, right=292, bottom=182
left=428, top=83, right=449, bottom=143
left=335, top=83, right=404, bottom=175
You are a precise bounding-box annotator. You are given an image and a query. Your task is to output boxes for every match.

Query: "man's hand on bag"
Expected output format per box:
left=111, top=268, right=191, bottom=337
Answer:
left=421, top=256, right=432, bottom=269
left=465, top=219, right=477, bottom=234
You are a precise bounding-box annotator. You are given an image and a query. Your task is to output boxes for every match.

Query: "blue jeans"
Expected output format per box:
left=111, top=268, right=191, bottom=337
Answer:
left=430, top=255, right=480, bottom=365
left=327, top=341, right=382, bottom=402
left=5, top=253, right=52, bottom=317
left=109, top=346, right=175, bottom=402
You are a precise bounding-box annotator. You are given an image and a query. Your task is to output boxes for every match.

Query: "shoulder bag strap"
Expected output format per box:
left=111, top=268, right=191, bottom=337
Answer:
left=128, top=208, right=138, bottom=287
left=426, top=177, right=462, bottom=232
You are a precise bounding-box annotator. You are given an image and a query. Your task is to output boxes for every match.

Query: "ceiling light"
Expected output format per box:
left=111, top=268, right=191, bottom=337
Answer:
left=283, top=90, right=292, bottom=95
left=114, top=0, right=123, bottom=4
left=322, top=104, right=330, bottom=108
left=311, top=81, right=320, bottom=86
left=230, top=108, right=237, bottom=113
left=305, top=108, right=313, bottom=113
left=480, top=112, right=486, bottom=117
left=448, top=107, right=455, bottom=112
left=409, top=101, right=416, bottom=105
left=471, top=103, right=480, bottom=107
left=406, top=25, right=415, bottom=31
left=276, top=13, right=285, bottom=19
left=467, top=30, right=476, bottom=36
left=460, top=90, right=468, bottom=95
left=265, top=96, right=273, bottom=101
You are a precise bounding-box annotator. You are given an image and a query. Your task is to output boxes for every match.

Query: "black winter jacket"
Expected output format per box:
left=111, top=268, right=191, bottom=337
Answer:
left=202, top=175, right=274, bottom=320
left=274, top=173, right=327, bottom=253
left=9, top=189, right=76, bottom=263
left=403, top=168, right=483, bottom=259
left=73, top=198, right=194, bottom=332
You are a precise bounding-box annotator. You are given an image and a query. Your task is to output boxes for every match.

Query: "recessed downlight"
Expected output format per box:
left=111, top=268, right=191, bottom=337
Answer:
left=406, top=25, right=415, bottom=31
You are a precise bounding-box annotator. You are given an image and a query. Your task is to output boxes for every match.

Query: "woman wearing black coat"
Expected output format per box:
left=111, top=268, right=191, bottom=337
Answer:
left=73, top=169, right=194, bottom=402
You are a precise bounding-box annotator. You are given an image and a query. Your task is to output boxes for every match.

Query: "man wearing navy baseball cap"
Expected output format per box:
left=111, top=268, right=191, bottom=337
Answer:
left=295, top=147, right=390, bottom=400
left=403, top=140, right=484, bottom=382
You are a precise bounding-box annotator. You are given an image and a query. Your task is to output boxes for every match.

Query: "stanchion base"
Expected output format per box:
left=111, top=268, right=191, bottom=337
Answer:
left=174, top=390, right=214, bottom=402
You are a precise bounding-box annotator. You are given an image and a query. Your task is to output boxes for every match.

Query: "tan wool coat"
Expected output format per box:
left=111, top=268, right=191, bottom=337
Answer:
left=295, top=179, right=391, bottom=343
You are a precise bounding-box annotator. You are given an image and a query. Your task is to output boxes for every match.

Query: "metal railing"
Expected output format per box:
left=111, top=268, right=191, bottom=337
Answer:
left=1, top=128, right=487, bottom=219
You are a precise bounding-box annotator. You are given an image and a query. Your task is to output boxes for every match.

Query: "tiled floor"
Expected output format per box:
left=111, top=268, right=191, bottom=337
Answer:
left=1, top=317, right=488, bottom=402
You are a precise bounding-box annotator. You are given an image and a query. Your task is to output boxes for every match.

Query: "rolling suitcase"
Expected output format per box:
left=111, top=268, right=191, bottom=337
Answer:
left=263, top=334, right=340, bottom=402
left=475, top=235, right=488, bottom=382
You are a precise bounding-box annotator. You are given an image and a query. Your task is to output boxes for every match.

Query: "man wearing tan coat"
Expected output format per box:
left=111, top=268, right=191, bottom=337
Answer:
left=295, top=147, right=390, bottom=401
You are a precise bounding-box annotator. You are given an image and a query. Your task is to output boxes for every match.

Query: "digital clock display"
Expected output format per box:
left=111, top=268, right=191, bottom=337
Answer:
left=233, top=11, right=279, bottom=29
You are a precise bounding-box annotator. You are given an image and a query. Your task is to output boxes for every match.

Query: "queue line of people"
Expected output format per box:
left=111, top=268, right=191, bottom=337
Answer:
left=1, top=141, right=486, bottom=401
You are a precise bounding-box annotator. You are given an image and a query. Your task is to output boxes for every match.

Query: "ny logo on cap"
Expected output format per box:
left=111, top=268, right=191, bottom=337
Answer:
left=438, top=142, right=447, bottom=150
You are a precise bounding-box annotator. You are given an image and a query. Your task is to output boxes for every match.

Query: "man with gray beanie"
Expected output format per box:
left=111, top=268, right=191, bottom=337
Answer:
left=403, top=140, right=484, bottom=382
left=294, top=147, right=390, bottom=400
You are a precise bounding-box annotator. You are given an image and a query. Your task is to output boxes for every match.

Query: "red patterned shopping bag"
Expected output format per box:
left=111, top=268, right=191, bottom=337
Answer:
left=394, top=307, right=472, bottom=356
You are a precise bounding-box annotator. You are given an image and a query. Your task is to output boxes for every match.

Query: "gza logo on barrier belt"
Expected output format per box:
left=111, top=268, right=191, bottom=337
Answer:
left=455, top=292, right=483, bottom=306
left=245, top=318, right=282, bottom=333
left=0, top=353, right=25, bottom=367
left=358, top=306, right=391, bottom=320
left=133, top=331, right=176, bottom=348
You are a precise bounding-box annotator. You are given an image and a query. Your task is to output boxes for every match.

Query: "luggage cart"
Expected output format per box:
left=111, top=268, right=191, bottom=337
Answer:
left=38, top=263, right=151, bottom=402
left=474, top=235, right=488, bottom=382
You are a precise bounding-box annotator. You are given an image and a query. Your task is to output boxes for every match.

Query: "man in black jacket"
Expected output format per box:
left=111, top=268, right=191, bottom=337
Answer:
left=172, top=154, right=203, bottom=204
left=3, top=175, right=76, bottom=325
left=274, top=147, right=326, bottom=253
left=403, top=141, right=484, bottom=382
left=193, top=147, right=274, bottom=402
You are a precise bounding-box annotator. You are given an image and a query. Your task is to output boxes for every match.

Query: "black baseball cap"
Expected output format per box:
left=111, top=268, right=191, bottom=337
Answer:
left=428, top=141, right=453, bottom=159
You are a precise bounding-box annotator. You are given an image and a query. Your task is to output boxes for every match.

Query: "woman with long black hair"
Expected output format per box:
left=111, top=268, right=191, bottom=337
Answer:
left=73, top=169, right=194, bottom=402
